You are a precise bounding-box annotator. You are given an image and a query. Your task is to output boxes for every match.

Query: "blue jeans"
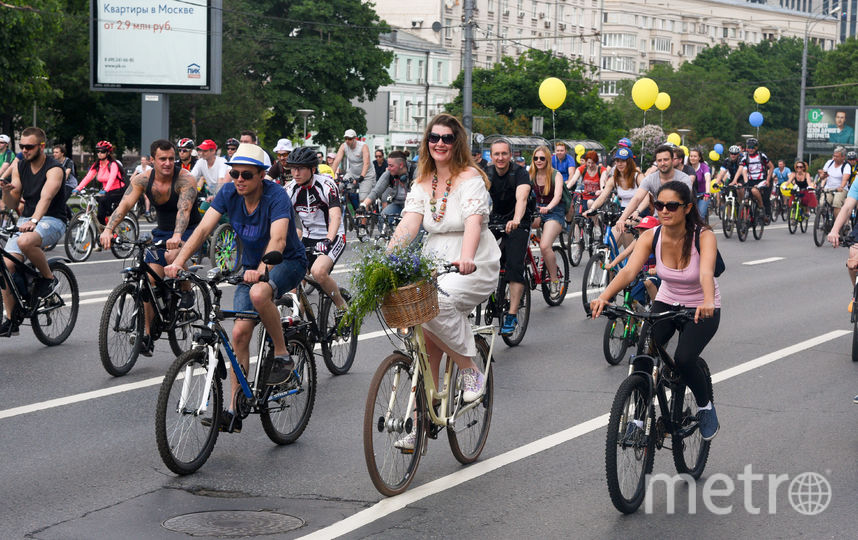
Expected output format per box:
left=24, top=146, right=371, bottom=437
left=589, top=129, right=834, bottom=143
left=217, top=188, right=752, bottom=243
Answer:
left=697, top=196, right=709, bottom=221
left=233, top=257, right=306, bottom=313
left=379, top=202, right=403, bottom=231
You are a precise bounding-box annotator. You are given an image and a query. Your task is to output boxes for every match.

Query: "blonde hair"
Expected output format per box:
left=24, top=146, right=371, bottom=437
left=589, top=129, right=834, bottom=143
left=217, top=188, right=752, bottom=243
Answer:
left=529, top=145, right=556, bottom=196
left=417, top=113, right=489, bottom=189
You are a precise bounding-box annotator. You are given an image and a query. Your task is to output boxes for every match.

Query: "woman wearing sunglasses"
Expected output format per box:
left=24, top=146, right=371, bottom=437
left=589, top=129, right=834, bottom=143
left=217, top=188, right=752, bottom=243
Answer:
left=786, top=160, right=817, bottom=210
left=529, top=145, right=565, bottom=295
left=590, top=180, right=721, bottom=441
left=73, top=140, right=127, bottom=226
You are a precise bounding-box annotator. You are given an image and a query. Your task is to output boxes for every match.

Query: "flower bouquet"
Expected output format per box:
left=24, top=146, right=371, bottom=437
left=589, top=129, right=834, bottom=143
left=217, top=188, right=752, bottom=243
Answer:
left=343, top=242, right=439, bottom=331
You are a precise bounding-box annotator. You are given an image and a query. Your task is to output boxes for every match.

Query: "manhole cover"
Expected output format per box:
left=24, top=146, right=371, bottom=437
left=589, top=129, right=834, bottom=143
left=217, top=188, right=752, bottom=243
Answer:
left=163, top=510, right=304, bottom=537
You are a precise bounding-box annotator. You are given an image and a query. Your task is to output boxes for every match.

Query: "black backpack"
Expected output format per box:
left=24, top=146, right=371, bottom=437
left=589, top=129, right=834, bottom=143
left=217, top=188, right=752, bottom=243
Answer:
left=651, top=225, right=725, bottom=277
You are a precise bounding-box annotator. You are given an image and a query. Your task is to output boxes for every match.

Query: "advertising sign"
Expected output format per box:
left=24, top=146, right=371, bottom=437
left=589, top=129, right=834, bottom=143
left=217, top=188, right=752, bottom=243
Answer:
left=91, top=0, right=221, bottom=93
left=804, top=106, right=857, bottom=152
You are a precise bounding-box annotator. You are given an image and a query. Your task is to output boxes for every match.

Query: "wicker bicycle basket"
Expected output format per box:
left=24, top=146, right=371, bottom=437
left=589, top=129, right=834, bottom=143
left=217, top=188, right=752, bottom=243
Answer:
left=379, top=278, right=439, bottom=328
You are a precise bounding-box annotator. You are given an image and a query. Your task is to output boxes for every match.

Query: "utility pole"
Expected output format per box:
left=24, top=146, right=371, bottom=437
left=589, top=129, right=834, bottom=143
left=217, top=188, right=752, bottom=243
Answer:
left=462, top=0, right=474, bottom=141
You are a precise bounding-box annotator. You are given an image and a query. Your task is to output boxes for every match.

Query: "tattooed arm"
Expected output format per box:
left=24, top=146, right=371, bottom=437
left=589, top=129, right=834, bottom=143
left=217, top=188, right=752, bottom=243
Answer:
left=100, top=174, right=146, bottom=249
left=168, top=170, right=198, bottom=250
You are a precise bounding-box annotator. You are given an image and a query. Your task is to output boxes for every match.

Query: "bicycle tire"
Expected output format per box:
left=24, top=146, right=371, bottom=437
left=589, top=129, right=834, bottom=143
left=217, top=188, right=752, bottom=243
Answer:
left=722, top=204, right=733, bottom=238
left=787, top=204, right=798, bottom=234
left=605, top=374, right=655, bottom=514
left=770, top=196, right=780, bottom=223
left=210, top=223, right=243, bottom=273
left=602, top=317, right=629, bottom=366
left=363, top=351, right=427, bottom=496
left=671, top=359, right=713, bottom=479
left=736, top=202, right=749, bottom=242
left=567, top=220, right=584, bottom=267
left=541, top=246, right=569, bottom=306
left=31, top=261, right=79, bottom=346
left=502, top=274, right=530, bottom=347
left=155, top=349, right=222, bottom=475
left=260, top=333, right=317, bottom=444
left=800, top=210, right=809, bottom=233
left=320, top=288, right=359, bottom=375
left=581, top=251, right=615, bottom=313
left=752, top=203, right=765, bottom=240
left=167, top=280, right=212, bottom=357
left=110, top=217, right=139, bottom=259
left=98, top=282, right=143, bottom=376
left=64, top=214, right=95, bottom=262
left=813, top=211, right=827, bottom=247
left=447, top=335, right=493, bottom=463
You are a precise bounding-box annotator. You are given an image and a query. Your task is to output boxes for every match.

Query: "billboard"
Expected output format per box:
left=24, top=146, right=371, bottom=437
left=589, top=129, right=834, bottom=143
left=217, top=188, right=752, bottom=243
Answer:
left=804, top=106, right=857, bottom=152
left=90, top=0, right=221, bottom=93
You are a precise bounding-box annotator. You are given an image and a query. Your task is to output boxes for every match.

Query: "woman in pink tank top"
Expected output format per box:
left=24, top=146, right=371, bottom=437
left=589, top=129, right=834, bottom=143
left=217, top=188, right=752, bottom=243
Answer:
left=589, top=180, right=721, bottom=441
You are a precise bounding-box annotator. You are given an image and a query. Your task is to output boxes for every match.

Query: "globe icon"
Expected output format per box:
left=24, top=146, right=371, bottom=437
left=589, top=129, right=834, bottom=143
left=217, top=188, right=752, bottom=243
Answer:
left=788, top=472, right=832, bottom=516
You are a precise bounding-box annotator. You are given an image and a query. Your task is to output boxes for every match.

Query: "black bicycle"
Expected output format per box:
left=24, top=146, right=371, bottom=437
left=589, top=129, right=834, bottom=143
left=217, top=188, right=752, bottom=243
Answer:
left=0, top=224, right=79, bottom=344
left=601, top=305, right=713, bottom=514
left=98, top=237, right=210, bottom=376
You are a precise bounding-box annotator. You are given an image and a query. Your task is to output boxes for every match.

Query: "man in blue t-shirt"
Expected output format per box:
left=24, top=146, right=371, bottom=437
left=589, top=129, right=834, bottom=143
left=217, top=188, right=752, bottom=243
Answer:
left=551, top=142, right=576, bottom=183
left=166, top=143, right=307, bottom=433
left=773, top=159, right=791, bottom=186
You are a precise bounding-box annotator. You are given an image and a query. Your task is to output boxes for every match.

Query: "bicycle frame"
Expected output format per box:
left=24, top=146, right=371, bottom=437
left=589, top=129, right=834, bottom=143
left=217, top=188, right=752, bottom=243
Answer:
left=0, top=245, right=40, bottom=315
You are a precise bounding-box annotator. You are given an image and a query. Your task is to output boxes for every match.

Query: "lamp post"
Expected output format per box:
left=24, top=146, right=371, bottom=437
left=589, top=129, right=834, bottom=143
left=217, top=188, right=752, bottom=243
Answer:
left=677, top=128, right=691, bottom=146
left=798, top=6, right=839, bottom=160
left=297, top=109, right=314, bottom=141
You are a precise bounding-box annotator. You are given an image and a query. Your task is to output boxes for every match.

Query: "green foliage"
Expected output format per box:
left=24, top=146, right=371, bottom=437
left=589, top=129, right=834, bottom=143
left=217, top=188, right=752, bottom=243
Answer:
left=813, top=37, right=858, bottom=105
left=344, top=242, right=438, bottom=331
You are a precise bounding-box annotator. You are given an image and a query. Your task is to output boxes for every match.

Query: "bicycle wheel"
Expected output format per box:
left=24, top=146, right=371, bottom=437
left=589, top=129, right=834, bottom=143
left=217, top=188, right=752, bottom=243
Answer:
left=260, top=334, right=317, bottom=444
left=210, top=223, right=243, bottom=273
left=787, top=204, right=798, bottom=234
left=502, top=274, right=530, bottom=347
left=770, top=196, right=780, bottom=223
left=98, top=282, right=143, bottom=376
left=567, top=220, right=585, bottom=267
left=319, top=288, right=358, bottom=375
left=31, top=261, right=79, bottom=346
left=752, top=204, right=765, bottom=240
left=541, top=246, right=569, bottom=306
left=167, top=280, right=211, bottom=357
left=110, top=216, right=139, bottom=259
left=800, top=209, right=809, bottom=233
left=671, top=359, right=713, bottom=479
left=364, top=351, right=427, bottom=496
left=605, top=374, right=656, bottom=514
left=447, top=335, right=493, bottom=463
left=736, top=203, right=749, bottom=242
left=722, top=205, right=733, bottom=238
left=581, top=251, right=615, bottom=312
left=602, top=317, right=629, bottom=366
left=64, top=214, right=95, bottom=262
left=156, top=349, right=222, bottom=475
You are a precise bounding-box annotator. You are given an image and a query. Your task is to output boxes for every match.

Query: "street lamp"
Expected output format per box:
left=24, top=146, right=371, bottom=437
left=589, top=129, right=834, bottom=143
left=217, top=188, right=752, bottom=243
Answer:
left=677, top=128, right=691, bottom=146
left=797, top=6, right=839, bottom=160
left=297, top=109, right=314, bottom=141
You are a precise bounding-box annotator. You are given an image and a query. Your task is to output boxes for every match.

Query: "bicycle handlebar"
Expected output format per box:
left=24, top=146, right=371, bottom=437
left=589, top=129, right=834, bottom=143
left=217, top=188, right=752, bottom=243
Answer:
left=600, top=304, right=694, bottom=323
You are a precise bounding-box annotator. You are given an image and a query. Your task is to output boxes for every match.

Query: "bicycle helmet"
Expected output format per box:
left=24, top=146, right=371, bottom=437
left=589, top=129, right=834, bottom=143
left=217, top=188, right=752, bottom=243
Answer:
left=95, top=140, right=113, bottom=153
left=225, top=137, right=240, bottom=148
left=847, top=151, right=857, bottom=160
left=780, top=183, right=794, bottom=198
left=728, top=145, right=741, bottom=155
left=746, top=137, right=758, bottom=149
left=286, top=146, right=319, bottom=167
left=177, top=138, right=195, bottom=149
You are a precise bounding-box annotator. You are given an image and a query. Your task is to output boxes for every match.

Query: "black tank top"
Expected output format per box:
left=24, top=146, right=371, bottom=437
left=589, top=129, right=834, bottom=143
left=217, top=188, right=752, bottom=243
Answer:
left=19, top=156, right=67, bottom=222
left=146, top=165, right=201, bottom=231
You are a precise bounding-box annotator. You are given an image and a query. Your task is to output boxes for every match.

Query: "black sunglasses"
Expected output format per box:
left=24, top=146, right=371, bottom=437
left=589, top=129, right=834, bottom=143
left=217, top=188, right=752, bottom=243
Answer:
left=228, top=169, right=256, bottom=180
left=533, top=156, right=547, bottom=162
left=20, top=144, right=39, bottom=150
left=427, top=132, right=456, bottom=144
left=654, top=200, right=686, bottom=212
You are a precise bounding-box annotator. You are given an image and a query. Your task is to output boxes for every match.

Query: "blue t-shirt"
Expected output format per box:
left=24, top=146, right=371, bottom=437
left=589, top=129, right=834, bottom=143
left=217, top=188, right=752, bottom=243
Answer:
left=847, top=176, right=858, bottom=202
left=773, top=167, right=791, bottom=185
left=211, top=180, right=307, bottom=269
left=552, top=154, right=576, bottom=183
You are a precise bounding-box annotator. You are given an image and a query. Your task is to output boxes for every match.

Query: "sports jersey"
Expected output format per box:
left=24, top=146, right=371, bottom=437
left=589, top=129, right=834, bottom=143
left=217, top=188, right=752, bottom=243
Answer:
left=740, top=151, right=770, bottom=184
left=720, top=158, right=742, bottom=181
left=285, top=174, right=345, bottom=239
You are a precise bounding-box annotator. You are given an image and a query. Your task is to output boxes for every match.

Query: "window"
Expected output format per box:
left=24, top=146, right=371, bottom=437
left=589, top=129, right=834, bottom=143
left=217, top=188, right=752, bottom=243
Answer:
left=650, top=37, right=671, bottom=53
left=488, top=0, right=495, bottom=13
left=406, top=59, right=412, bottom=81
left=601, top=56, right=636, bottom=73
left=723, top=27, right=728, bottom=38
left=682, top=22, right=687, bottom=32
left=487, top=23, right=494, bottom=37
left=417, top=60, right=424, bottom=82
left=602, top=33, right=637, bottom=48
left=600, top=80, right=618, bottom=95
left=391, top=100, right=398, bottom=123
left=730, top=28, right=736, bottom=38
left=445, top=18, right=452, bottom=39
left=682, top=43, right=695, bottom=56
left=391, top=57, right=398, bottom=79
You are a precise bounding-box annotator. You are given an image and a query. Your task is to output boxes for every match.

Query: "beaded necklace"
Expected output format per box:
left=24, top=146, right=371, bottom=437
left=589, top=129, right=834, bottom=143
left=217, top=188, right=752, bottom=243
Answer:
left=430, top=173, right=452, bottom=222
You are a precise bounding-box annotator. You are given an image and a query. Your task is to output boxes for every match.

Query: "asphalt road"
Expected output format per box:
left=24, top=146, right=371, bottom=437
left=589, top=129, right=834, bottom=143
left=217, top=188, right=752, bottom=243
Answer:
left=2, top=217, right=856, bottom=539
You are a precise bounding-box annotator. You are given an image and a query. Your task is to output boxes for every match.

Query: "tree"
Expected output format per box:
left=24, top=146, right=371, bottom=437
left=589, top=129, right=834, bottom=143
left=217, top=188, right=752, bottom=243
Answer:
left=813, top=37, right=858, bottom=105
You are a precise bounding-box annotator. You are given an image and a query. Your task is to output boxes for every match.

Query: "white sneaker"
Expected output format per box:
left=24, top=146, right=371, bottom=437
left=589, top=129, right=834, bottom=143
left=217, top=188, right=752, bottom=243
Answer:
left=394, top=430, right=416, bottom=452
left=460, top=368, right=486, bottom=403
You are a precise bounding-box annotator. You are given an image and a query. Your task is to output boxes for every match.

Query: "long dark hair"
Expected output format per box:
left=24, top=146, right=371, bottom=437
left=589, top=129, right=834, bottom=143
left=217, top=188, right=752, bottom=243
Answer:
left=657, top=180, right=707, bottom=266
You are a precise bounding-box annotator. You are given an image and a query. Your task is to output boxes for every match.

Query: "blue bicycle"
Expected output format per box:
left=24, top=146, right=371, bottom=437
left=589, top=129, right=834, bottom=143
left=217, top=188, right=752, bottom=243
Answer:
left=580, top=206, right=627, bottom=312
left=155, top=252, right=317, bottom=475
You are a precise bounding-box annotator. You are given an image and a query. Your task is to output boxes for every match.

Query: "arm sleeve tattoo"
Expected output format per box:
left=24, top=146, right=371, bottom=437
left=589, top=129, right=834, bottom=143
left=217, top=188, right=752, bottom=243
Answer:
left=173, top=173, right=197, bottom=235
left=105, top=174, right=146, bottom=231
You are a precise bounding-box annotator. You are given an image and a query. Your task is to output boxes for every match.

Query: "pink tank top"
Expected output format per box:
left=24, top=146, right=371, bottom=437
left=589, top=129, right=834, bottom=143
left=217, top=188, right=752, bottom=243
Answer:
left=654, top=227, right=721, bottom=308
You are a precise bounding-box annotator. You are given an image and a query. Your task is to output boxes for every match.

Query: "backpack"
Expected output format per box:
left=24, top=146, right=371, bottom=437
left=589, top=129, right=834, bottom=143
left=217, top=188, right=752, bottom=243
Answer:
left=651, top=225, right=725, bottom=277
left=824, top=159, right=848, bottom=176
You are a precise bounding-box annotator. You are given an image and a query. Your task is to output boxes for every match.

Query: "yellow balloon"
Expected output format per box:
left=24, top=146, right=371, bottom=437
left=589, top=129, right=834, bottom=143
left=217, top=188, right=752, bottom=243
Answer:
left=753, top=86, right=770, bottom=105
left=574, top=144, right=586, bottom=155
left=680, top=145, right=689, bottom=157
left=539, top=77, right=567, bottom=110
left=654, top=92, right=671, bottom=111
left=631, top=78, right=659, bottom=110
left=667, top=133, right=681, bottom=146
left=708, top=150, right=721, bottom=161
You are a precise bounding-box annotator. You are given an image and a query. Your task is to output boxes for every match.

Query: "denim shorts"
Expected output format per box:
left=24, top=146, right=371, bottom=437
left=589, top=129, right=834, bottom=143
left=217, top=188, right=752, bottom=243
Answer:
left=233, top=257, right=306, bottom=313
left=144, top=228, right=196, bottom=267
left=537, top=204, right=567, bottom=226
left=5, top=216, right=66, bottom=254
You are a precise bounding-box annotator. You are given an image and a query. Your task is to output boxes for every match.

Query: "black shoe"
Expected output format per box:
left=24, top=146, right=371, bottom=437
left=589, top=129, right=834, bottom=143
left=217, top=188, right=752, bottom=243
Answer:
left=138, top=335, right=154, bottom=357
left=0, top=318, right=19, bottom=337
left=201, top=411, right=242, bottom=433
left=265, top=355, right=295, bottom=386
left=35, top=276, right=58, bottom=299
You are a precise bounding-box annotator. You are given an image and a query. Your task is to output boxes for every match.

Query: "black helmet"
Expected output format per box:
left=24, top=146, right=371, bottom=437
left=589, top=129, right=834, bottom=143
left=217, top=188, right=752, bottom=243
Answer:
left=225, top=137, right=240, bottom=148
left=746, top=138, right=758, bottom=149
left=286, top=146, right=319, bottom=167
left=847, top=151, right=858, bottom=160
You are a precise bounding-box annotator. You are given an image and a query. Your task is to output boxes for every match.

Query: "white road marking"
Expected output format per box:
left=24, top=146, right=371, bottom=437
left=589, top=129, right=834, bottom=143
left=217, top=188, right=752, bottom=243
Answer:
left=298, top=329, right=851, bottom=539
left=743, top=257, right=785, bottom=266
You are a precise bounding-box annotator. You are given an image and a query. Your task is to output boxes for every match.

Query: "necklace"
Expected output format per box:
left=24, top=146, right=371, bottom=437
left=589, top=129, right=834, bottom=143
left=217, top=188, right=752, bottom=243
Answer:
left=429, top=174, right=452, bottom=222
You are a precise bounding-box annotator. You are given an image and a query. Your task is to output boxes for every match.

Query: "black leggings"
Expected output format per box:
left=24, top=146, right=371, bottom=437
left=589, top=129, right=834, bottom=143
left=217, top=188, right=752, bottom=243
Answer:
left=97, top=189, right=124, bottom=225
left=649, top=301, right=720, bottom=407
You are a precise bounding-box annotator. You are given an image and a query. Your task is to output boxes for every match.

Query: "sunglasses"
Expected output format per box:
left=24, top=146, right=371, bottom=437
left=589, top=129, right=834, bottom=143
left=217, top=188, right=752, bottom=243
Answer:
left=654, top=201, right=686, bottom=212
left=178, top=149, right=190, bottom=152
left=228, top=169, right=256, bottom=180
left=344, top=137, right=355, bottom=141
left=427, top=132, right=456, bottom=144
left=533, top=156, right=547, bottom=162
left=20, top=144, right=39, bottom=150
left=795, top=165, right=805, bottom=169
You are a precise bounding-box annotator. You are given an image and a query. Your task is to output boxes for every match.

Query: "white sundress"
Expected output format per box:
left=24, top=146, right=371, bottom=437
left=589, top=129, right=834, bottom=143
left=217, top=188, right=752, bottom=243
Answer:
left=403, top=176, right=501, bottom=357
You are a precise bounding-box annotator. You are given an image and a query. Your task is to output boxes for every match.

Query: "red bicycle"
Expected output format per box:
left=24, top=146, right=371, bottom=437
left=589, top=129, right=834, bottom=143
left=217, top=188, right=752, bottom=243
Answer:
left=527, top=229, right=570, bottom=306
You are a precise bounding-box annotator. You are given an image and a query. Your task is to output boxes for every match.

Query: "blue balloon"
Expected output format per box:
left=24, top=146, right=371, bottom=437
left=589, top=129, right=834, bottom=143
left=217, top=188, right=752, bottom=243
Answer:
left=749, top=111, right=764, bottom=127
left=714, top=143, right=724, bottom=154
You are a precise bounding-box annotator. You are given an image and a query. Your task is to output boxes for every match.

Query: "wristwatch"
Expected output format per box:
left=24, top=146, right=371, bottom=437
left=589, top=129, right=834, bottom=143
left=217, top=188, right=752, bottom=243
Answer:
left=30, top=218, right=38, bottom=224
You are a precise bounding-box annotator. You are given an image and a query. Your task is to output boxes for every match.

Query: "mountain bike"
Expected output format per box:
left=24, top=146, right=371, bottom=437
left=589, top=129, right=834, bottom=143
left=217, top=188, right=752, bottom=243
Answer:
left=814, top=191, right=838, bottom=247
left=735, top=186, right=764, bottom=242
left=155, top=252, right=316, bottom=475
left=602, top=270, right=652, bottom=365
left=364, top=266, right=495, bottom=496
left=0, top=224, right=79, bottom=344
left=785, top=187, right=810, bottom=234
left=559, top=191, right=591, bottom=267
left=64, top=190, right=139, bottom=262
left=528, top=228, right=569, bottom=306
left=188, top=196, right=243, bottom=274
left=338, top=175, right=374, bottom=242
left=581, top=208, right=627, bottom=312
left=601, top=305, right=713, bottom=514
left=98, top=237, right=211, bottom=376
left=720, top=185, right=739, bottom=239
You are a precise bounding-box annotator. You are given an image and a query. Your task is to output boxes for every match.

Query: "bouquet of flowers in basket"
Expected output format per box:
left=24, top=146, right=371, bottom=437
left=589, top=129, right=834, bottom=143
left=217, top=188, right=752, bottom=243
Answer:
left=343, top=242, right=440, bottom=331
